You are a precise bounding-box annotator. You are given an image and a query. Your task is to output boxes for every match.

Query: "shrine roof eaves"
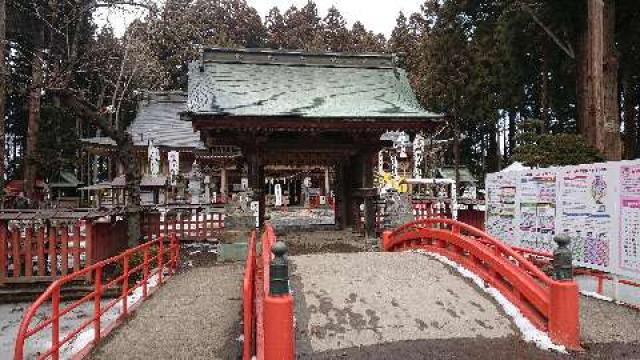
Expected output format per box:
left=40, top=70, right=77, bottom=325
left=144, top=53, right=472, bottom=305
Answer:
left=186, top=48, right=444, bottom=120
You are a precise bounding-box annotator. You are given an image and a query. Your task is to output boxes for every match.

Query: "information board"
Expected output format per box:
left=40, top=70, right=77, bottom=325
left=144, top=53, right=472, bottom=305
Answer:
left=486, top=160, right=640, bottom=279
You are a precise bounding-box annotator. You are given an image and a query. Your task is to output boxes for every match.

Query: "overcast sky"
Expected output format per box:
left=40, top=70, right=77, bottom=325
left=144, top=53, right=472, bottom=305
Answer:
left=94, top=0, right=424, bottom=38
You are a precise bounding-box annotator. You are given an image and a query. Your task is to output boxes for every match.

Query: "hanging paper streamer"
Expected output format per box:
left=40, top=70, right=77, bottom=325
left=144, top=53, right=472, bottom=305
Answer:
left=168, top=150, right=179, bottom=185
left=413, top=134, right=425, bottom=179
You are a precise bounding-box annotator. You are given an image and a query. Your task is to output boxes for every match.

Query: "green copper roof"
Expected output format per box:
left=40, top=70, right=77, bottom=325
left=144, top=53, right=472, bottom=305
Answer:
left=186, top=48, right=441, bottom=119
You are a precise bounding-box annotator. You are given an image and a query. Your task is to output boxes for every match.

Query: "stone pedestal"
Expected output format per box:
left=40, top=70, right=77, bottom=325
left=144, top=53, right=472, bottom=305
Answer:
left=219, top=191, right=257, bottom=261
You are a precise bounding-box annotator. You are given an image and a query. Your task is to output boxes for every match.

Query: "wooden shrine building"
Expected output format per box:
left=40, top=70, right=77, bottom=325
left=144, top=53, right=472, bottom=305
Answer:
left=182, top=48, right=445, bottom=228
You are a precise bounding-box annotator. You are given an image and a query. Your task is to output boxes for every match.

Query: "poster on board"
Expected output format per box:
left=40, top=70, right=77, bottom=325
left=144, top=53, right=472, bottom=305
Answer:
left=518, top=170, right=556, bottom=251
left=485, top=160, right=640, bottom=279
left=620, top=164, right=640, bottom=273
left=557, top=165, right=612, bottom=270
left=486, top=172, right=518, bottom=245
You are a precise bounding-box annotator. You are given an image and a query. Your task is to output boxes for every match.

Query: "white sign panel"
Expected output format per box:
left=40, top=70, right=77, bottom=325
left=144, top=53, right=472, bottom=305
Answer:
left=168, top=151, right=179, bottom=185
left=485, top=160, right=640, bottom=280
left=274, top=184, right=282, bottom=207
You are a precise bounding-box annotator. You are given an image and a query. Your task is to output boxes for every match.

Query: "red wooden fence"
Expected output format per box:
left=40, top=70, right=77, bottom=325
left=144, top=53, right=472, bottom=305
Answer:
left=142, top=209, right=225, bottom=242
left=0, top=220, right=128, bottom=285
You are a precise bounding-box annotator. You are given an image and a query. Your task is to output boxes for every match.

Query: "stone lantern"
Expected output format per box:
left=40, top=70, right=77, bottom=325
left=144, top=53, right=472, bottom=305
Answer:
left=188, top=160, right=204, bottom=204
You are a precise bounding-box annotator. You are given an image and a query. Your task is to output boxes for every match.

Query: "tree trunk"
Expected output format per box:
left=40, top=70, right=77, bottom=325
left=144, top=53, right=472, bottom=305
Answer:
left=0, top=0, right=6, bottom=208
left=623, top=76, right=638, bottom=159
left=576, top=25, right=589, bottom=136
left=453, top=117, right=460, bottom=190
left=25, top=43, right=44, bottom=202
left=540, top=41, right=550, bottom=132
left=587, top=0, right=604, bottom=152
left=582, top=0, right=620, bottom=160
left=487, top=123, right=500, bottom=173
left=53, top=90, right=141, bottom=246
left=507, top=110, right=516, bottom=158
left=602, top=0, right=621, bottom=160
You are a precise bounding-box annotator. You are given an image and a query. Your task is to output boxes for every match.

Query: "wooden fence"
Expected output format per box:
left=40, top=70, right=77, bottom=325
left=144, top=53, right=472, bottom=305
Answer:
left=142, top=208, right=225, bottom=242
left=0, top=219, right=128, bottom=285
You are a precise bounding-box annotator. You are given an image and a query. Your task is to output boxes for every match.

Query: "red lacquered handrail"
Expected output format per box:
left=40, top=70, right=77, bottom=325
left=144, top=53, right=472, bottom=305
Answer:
left=14, top=232, right=180, bottom=360
left=384, top=218, right=580, bottom=350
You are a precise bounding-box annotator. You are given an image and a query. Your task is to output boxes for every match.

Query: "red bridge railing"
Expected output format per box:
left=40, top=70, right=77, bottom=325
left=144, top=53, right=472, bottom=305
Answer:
left=14, top=233, right=180, bottom=360
left=243, top=222, right=294, bottom=360
left=382, top=218, right=580, bottom=350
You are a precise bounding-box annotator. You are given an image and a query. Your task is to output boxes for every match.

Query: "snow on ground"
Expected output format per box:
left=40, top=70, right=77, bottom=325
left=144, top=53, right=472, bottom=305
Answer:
left=1, top=272, right=164, bottom=359
left=413, top=250, right=567, bottom=353
left=576, top=275, right=640, bottom=308
left=182, top=242, right=218, bottom=256
left=270, top=207, right=335, bottom=226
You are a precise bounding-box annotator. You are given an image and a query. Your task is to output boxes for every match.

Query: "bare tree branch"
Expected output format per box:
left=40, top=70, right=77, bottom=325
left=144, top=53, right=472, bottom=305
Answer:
left=519, top=2, right=575, bottom=59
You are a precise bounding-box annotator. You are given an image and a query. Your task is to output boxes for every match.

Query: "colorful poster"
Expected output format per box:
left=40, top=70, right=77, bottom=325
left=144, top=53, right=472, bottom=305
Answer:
left=620, top=165, right=640, bottom=273
left=518, top=171, right=556, bottom=251
left=486, top=173, right=518, bottom=245
left=557, top=166, right=611, bottom=268
left=620, top=199, right=640, bottom=272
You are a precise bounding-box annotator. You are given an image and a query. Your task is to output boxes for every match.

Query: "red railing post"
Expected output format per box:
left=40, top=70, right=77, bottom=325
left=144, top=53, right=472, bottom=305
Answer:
left=143, top=247, right=149, bottom=299
left=94, top=266, right=102, bottom=344
left=122, top=253, right=129, bottom=318
left=0, top=221, right=6, bottom=284
left=382, top=230, right=392, bottom=251
left=158, top=235, right=164, bottom=284
left=263, top=239, right=294, bottom=360
left=52, top=287, right=61, bottom=360
left=548, top=281, right=581, bottom=350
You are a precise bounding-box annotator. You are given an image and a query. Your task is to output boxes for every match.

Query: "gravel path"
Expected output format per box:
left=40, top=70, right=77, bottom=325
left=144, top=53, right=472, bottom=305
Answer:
left=88, top=262, right=243, bottom=360
left=580, top=295, right=640, bottom=344
left=291, top=252, right=516, bottom=355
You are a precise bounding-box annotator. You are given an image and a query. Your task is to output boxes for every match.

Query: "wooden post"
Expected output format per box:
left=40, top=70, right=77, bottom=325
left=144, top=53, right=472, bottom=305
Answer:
left=85, top=221, right=93, bottom=281
left=48, top=225, right=57, bottom=278
left=24, top=227, right=33, bottom=277
left=73, top=222, right=81, bottom=273
left=60, top=225, right=68, bottom=276
left=37, top=225, right=45, bottom=276
left=0, top=221, right=6, bottom=283
left=246, top=146, right=265, bottom=229
left=11, top=225, right=20, bottom=278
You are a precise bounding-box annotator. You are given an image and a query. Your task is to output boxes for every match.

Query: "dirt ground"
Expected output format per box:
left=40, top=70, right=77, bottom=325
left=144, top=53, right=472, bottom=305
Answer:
left=280, top=229, right=369, bottom=255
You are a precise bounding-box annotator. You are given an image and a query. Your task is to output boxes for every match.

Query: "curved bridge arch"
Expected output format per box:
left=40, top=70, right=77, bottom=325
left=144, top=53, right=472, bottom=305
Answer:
left=382, top=218, right=580, bottom=350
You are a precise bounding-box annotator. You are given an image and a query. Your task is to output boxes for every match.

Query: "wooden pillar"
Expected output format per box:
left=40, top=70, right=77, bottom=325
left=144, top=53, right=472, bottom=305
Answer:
left=220, top=166, right=228, bottom=197
left=334, top=161, right=347, bottom=229
left=360, top=150, right=376, bottom=238
left=343, top=158, right=354, bottom=227
left=246, top=148, right=265, bottom=229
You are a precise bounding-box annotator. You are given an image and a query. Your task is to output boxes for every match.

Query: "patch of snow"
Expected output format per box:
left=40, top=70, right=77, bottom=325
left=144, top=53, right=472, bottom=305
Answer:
left=4, top=269, right=168, bottom=360
left=580, top=291, right=614, bottom=302
left=236, top=334, right=244, bottom=342
left=414, top=250, right=567, bottom=353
